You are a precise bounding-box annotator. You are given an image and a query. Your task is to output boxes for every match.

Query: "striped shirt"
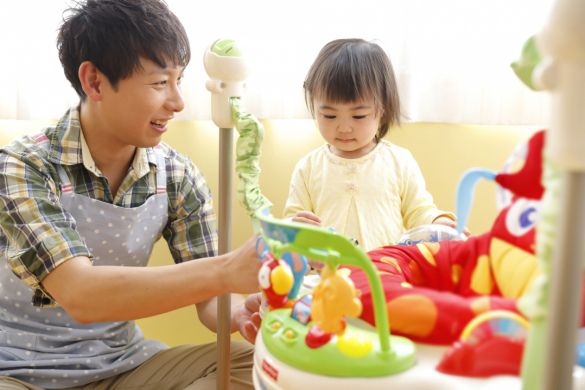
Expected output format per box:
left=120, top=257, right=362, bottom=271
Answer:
left=0, top=106, right=218, bottom=306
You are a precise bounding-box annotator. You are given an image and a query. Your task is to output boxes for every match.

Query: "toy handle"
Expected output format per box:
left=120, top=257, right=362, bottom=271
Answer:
left=256, top=236, right=269, bottom=261
left=455, top=168, right=497, bottom=236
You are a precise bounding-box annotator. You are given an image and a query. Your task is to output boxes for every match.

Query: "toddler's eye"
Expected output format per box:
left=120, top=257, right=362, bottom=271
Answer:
left=353, top=115, right=366, bottom=119
left=324, top=115, right=336, bottom=119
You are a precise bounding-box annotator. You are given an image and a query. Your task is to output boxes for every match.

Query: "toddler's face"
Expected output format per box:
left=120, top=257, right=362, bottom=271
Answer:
left=313, top=97, right=380, bottom=159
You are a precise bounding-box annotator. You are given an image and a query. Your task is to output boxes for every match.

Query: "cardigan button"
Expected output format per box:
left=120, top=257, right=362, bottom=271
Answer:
left=344, top=163, right=359, bottom=174
left=344, top=180, right=358, bottom=192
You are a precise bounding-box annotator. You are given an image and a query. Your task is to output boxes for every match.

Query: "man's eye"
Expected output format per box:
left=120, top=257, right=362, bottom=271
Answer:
left=154, top=81, right=167, bottom=87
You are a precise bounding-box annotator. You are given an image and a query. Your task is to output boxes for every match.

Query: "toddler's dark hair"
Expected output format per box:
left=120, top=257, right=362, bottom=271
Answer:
left=57, top=0, right=190, bottom=100
left=304, top=39, right=402, bottom=139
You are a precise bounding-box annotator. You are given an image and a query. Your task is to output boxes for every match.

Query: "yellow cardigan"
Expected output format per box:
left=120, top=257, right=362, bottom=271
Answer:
left=283, top=139, right=455, bottom=251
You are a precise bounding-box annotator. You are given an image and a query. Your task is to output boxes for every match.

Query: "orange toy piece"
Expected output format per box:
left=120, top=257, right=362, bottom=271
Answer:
left=345, top=130, right=584, bottom=345
left=311, top=265, right=362, bottom=335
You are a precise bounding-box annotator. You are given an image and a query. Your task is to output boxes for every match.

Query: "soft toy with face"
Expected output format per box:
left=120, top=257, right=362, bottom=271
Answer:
left=344, top=130, right=554, bottom=345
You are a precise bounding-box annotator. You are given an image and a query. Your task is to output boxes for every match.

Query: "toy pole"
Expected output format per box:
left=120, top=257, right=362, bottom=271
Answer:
left=204, top=38, right=251, bottom=390
left=519, top=157, right=559, bottom=390
left=544, top=174, right=585, bottom=389
left=217, top=128, right=234, bottom=390
left=520, top=1, right=585, bottom=388
left=217, top=127, right=234, bottom=390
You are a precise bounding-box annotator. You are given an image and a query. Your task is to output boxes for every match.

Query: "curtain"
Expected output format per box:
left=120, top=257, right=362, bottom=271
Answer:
left=0, top=0, right=554, bottom=125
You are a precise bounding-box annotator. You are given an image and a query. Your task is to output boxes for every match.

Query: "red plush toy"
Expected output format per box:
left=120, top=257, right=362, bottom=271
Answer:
left=345, top=130, right=561, bottom=345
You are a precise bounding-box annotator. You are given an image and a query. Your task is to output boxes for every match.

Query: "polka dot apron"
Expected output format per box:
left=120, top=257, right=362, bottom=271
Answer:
left=0, top=137, right=169, bottom=388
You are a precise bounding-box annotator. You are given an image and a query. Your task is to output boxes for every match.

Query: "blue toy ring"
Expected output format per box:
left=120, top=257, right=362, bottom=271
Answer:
left=255, top=235, right=268, bottom=261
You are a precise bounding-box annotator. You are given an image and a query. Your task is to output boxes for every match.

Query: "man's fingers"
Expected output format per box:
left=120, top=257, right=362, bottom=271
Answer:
left=244, top=321, right=258, bottom=344
left=251, top=312, right=262, bottom=328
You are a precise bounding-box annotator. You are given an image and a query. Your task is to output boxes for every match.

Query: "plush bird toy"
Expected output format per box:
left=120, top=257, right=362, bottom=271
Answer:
left=345, top=129, right=559, bottom=345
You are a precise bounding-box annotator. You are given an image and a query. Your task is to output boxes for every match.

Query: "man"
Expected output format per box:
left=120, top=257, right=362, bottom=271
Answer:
left=0, top=0, right=261, bottom=388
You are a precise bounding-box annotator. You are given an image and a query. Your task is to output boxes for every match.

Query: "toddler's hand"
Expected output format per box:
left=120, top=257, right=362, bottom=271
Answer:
left=292, top=211, right=322, bottom=227
left=307, top=259, right=324, bottom=271
left=291, top=211, right=323, bottom=269
left=433, top=216, right=471, bottom=237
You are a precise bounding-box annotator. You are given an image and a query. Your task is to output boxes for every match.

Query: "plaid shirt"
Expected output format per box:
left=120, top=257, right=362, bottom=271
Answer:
left=0, top=106, right=218, bottom=306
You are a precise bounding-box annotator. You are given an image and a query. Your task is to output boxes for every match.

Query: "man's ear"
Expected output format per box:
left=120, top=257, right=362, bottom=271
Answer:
left=79, top=61, right=104, bottom=102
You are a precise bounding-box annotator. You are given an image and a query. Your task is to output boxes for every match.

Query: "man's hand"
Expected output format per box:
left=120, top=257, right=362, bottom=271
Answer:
left=233, top=293, right=262, bottom=344
left=291, top=211, right=321, bottom=226
left=223, top=233, right=263, bottom=294
left=433, top=216, right=471, bottom=237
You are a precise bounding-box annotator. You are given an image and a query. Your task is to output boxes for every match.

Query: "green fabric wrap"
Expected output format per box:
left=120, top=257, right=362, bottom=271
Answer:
left=230, top=97, right=273, bottom=220
left=518, top=156, right=560, bottom=319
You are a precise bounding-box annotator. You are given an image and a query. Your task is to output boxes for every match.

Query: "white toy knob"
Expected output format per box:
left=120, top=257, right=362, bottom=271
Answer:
left=534, top=0, right=585, bottom=170
left=203, top=38, right=250, bottom=128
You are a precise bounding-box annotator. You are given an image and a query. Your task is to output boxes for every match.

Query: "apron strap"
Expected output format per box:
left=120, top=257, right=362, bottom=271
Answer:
left=153, top=144, right=167, bottom=194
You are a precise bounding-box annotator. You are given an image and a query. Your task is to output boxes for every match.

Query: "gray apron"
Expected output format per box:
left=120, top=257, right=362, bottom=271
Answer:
left=0, top=135, right=169, bottom=388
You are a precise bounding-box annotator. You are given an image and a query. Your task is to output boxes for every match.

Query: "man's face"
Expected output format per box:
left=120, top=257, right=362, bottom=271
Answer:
left=98, top=58, right=185, bottom=149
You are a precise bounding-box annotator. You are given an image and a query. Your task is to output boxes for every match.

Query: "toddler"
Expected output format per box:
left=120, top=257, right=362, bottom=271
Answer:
left=284, top=38, right=463, bottom=251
